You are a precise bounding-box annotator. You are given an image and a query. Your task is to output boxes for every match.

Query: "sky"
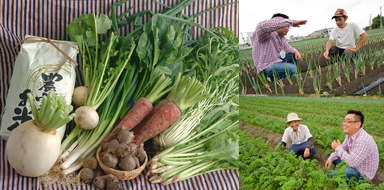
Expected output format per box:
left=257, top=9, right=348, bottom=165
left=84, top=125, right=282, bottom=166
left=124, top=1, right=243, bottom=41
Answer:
left=239, top=0, right=384, bottom=43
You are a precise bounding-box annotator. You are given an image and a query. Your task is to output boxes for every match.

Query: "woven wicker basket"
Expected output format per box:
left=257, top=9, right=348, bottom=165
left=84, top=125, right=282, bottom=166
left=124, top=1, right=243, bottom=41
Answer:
left=96, top=146, right=147, bottom=180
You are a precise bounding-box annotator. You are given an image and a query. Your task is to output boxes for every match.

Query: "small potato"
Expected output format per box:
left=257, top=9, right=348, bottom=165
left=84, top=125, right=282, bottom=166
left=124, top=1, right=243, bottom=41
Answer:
left=102, top=153, right=118, bottom=168
left=80, top=168, right=94, bottom=184
left=83, top=157, right=98, bottom=170
left=118, top=155, right=136, bottom=171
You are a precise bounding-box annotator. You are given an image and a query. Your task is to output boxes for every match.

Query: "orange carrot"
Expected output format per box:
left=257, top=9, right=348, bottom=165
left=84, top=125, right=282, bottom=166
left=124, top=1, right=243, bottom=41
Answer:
left=101, top=97, right=153, bottom=145
left=133, top=100, right=181, bottom=145
left=131, top=99, right=170, bottom=136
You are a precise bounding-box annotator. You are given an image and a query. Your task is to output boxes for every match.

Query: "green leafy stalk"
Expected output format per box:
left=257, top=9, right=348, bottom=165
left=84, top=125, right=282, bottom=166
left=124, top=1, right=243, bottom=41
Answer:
left=326, top=68, right=334, bottom=90
left=257, top=72, right=272, bottom=93
left=167, top=73, right=208, bottom=111
left=154, top=66, right=238, bottom=149
left=312, top=72, right=321, bottom=95
left=149, top=111, right=239, bottom=185
left=144, top=74, right=173, bottom=104
left=342, top=60, right=351, bottom=83
left=285, top=64, right=293, bottom=85
left=27, top=91, right=75, bottom=132
left=334, top=62, right=342, bottom=86
left=294, top=66, right=308, bottom=94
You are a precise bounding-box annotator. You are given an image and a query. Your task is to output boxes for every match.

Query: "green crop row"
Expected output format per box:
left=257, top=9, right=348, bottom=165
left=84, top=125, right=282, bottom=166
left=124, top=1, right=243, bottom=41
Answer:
left=240, top=130, right=384, bottom=190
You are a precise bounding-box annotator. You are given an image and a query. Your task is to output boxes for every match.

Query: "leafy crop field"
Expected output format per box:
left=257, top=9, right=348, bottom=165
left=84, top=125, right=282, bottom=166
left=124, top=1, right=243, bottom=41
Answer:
left=240, top=28, right=384, bottom=95
left=239, top=96, right=384, bottom=189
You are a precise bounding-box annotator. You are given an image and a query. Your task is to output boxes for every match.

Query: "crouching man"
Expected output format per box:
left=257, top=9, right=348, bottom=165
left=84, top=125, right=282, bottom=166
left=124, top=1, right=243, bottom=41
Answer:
left=281, top=113, right=316, bottom=158
left=325, top=110, right=379, bottom=181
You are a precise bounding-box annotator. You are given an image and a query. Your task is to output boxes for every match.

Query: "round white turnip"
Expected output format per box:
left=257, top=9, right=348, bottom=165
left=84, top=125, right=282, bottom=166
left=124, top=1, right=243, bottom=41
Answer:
left=6, top=120, right=61, bottom=177
left=72, top=86, right=91, bottom=107
left=74, top=106, right=99, bottom=130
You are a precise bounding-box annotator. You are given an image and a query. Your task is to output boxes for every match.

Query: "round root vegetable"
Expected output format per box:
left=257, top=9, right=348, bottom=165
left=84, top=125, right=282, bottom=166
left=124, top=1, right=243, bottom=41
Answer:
left=74, top=106, right=99, bottom=130
left=133, top=101, right=181, bottom=145
left=102, top=139, right=120, bottom=153
left=133, top=156, right=140, bottom=169
left=115, top=126, right=134, bottom=144
left=80, top=168, right=94, bottom=184
left=93, top=168, right=105, bottom=178
left=6, top=120, right=61, bottom=177
left=72, top=86, right=91, bottom=107
left=136, top=144, right=146, bottom=165
left=118, top=155, right=136, bottom=171
left=106, top=174, right=122, bottom=190
left=101, top=97, right=153, bottom=145
left=126, top=142, right=138, bottom=155
left=101, top=153, right=118, bottom=168
left=6, top=91, right=75, bottom=177
left=93, top=175, right=109, bottom=189
left=83, top=157, right=98, bottom=170
left=112, top=144, right=129, bottom=158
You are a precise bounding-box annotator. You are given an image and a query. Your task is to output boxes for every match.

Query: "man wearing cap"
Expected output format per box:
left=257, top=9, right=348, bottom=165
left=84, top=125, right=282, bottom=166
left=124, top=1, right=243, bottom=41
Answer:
left=325, top=110, right=379, bottom=181
left=280, top=113, right=316, bottom=158
left=323, top=8, right=368, bottom=60
left=252, top=13, right=307, bottom=81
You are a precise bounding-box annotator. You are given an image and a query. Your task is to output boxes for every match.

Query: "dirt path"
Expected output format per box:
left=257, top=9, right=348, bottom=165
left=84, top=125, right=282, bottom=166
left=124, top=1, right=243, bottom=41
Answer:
left=240, top=123, right=384, bottom=186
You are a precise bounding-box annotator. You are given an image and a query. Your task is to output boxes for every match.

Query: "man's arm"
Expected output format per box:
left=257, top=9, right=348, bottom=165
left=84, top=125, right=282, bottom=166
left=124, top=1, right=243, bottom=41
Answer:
left=326, top=137, right=348, bottom=164
left=256, top=18, right=307, bottom=42
left=334, top=139, right=371, bottom=168
left=345, top=32, right=368, bottom=52
left=323, top=39, right=333, bottom=60
left=256, top=17, right=292, bottom=42
left=306, top=137, right=314, bottom=150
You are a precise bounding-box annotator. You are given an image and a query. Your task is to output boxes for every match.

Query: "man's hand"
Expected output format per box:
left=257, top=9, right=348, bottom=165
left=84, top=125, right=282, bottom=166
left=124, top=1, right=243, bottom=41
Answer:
left=295, top=51, right=302, bottom=60
left=323, top=51, right=330, bottom=60
left=325, top=160, right=332, bottom=167
left=331, top=139, right=341, bottom=150
left=292, top=20, right=308, bottom=27
left=345, top=47, right=357, bottom=52
left=304, top=148, right=310, bottom=158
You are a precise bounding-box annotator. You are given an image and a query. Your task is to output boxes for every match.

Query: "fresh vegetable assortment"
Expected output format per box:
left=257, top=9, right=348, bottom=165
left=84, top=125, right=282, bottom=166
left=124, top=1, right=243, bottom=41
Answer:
left=4, top=0, right=239, bottom=188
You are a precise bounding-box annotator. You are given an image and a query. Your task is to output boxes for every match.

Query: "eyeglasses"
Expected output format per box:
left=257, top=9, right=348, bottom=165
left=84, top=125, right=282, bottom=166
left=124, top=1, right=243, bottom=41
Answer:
left=342, top=120, right=359, bottom=124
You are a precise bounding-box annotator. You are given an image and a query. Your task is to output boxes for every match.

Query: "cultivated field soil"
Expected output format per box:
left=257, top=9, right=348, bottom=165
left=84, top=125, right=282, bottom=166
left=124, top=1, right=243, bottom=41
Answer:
left=241, top=41, right=384, bottom=95
left=240, top=123, right=384, bottom=186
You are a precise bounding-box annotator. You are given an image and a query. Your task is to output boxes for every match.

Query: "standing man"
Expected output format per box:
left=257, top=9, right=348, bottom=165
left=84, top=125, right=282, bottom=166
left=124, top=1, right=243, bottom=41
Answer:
left=252, top=13, right=307, bottom=81
left=325, top=110, right=379, bottom=181
left=323, top=8, right=368, bottom=60
left=281, top=113, right=316, bottom=158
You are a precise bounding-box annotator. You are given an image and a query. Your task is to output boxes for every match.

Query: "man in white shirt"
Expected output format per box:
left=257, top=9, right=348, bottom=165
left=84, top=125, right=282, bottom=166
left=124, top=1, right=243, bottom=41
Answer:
left=281, top=113, right=316, bottom=158
left=323, top=8, right=368, bottom=60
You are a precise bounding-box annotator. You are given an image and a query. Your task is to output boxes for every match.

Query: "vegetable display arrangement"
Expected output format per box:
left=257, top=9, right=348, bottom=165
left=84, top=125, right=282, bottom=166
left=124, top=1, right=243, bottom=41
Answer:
left=6, top=0, right=241, bottom=187
left=6, top=91, right=75, bottom=177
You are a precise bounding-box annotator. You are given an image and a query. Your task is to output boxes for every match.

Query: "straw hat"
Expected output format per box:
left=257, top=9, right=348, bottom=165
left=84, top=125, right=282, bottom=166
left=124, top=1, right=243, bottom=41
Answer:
left=285, top=113, right=303, bottom=125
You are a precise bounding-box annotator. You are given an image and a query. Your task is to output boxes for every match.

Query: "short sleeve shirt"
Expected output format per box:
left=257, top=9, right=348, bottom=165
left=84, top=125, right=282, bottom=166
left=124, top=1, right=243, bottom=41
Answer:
left=329, top=22, right=365, bottom=49
left=282, top=124, right=312, bottom=145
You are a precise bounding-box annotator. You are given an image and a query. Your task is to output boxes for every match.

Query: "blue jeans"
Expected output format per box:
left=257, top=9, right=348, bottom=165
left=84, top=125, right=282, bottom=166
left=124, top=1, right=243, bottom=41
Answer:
left=288, top=141, right=316, bottom=158
left=330, top=158, right=363, bottom=182
left=262, top=53, right=298, bottom=81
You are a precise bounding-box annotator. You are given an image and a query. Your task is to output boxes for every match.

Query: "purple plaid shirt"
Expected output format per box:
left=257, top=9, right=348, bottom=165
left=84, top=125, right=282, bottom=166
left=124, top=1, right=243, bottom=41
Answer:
left=327, top=128, right=379, bottom=180
left=252, top=17, right=297, bottom=73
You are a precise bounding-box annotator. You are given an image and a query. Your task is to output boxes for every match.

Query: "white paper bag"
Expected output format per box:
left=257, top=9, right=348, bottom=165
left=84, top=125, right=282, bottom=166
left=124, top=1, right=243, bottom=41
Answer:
left=0, top=35, right=78, bottom=141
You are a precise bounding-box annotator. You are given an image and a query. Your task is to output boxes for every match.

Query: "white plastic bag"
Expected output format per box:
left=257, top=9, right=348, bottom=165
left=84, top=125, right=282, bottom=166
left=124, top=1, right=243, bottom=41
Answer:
left=0, top=35, right=78, bottom=141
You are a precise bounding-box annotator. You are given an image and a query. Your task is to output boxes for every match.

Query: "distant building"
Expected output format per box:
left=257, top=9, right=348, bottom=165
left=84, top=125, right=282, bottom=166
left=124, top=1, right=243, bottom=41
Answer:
left=308, top=28, right=334, bottom=38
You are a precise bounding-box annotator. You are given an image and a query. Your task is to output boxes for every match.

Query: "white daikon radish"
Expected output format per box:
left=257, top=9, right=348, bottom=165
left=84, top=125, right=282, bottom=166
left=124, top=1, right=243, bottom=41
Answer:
left=6, top=91, right=75, bottom=177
